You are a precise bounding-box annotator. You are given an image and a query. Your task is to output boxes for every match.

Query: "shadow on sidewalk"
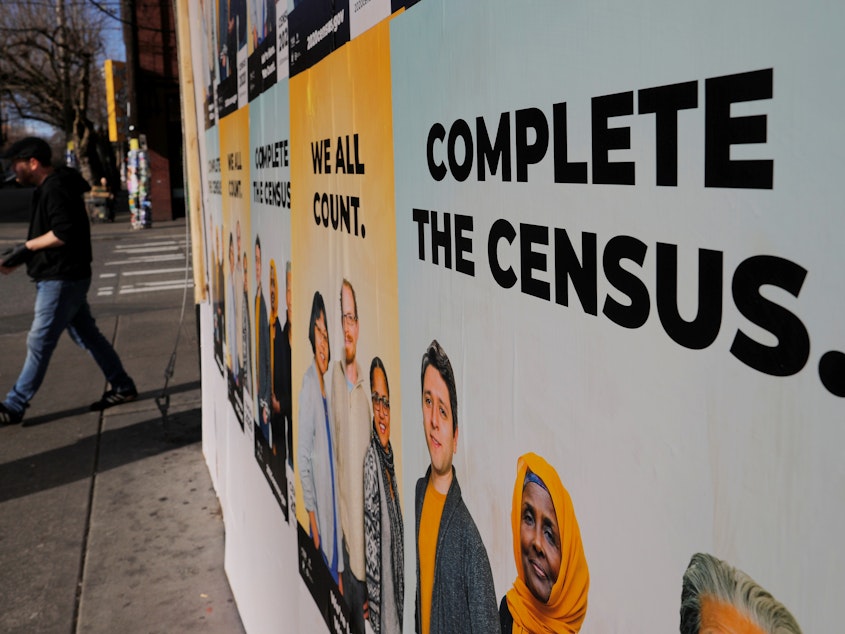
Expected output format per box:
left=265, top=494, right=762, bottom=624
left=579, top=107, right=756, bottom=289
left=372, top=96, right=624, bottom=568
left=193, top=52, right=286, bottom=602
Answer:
left=0, top=405, right=203, bottom=505
left=20, top=380, right=202, bottom=428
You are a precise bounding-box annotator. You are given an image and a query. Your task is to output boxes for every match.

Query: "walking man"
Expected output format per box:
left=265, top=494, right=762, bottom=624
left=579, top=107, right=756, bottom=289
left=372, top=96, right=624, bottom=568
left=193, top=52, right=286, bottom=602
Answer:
left=0, top=137, right=137, bottom=425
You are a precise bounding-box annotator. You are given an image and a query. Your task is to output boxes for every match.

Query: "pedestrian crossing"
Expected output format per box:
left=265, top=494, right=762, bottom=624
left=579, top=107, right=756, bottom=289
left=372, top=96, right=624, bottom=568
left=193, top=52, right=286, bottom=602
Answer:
left=96, top=237, right=194, bottom=297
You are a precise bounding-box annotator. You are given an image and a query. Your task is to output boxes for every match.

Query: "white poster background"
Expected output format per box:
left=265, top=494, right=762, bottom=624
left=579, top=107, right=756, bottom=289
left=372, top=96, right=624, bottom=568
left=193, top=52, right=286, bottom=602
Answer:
left=349, top=0, right=391, bottom=40
left=276, top=1, right=289, bottom=81
left=392, top=1, right=844, bottom=631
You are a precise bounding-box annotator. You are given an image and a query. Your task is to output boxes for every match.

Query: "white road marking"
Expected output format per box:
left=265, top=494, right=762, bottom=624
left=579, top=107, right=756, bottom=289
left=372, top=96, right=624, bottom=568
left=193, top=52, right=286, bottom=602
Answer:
left=97, top=237, right=193, bottom=297
left=113, top=240, right=183, bottom=249
left=115, top=246, right=184, bottom=254
left=122, top=267, right=191, bottom=276
left=119, top=281, right=194, bottom=294
left=104, top=254, right=185, bottom=265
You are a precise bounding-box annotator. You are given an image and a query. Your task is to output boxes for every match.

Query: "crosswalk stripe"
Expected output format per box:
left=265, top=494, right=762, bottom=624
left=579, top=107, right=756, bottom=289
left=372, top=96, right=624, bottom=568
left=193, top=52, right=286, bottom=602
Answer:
left=115, top=246, right=184, bottom=254
left=113, top=240, right=184, bottom=249
left=119, top=281, right=194, bottom=294
left=105, top=254, right=185, bottom=265
left=99, top=237, right=193, bottom=297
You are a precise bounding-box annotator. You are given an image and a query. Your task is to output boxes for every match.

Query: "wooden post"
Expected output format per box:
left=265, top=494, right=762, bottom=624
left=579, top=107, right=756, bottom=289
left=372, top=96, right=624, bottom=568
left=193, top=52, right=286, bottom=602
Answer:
left=173, top=0, right=208, bottom=303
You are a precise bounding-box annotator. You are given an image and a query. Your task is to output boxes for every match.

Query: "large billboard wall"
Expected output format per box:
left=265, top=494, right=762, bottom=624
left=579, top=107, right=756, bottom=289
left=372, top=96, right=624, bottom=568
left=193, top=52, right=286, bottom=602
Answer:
left=181, top=1, right=844, bottom=631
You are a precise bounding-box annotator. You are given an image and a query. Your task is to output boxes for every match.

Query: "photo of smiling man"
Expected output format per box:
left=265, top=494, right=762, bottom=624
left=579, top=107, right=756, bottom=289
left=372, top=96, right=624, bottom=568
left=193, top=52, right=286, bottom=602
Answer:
left=414, top=339, right=498, bottom=634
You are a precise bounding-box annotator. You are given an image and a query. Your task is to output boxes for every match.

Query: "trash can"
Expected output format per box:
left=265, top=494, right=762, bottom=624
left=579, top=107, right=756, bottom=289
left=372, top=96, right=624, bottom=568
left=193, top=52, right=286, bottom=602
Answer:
left=85, top=191, right=113, bottom=223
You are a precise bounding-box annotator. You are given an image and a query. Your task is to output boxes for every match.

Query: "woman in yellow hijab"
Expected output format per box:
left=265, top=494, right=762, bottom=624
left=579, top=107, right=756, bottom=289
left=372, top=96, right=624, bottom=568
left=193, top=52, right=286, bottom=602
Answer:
left=500, top=453, right=590, bottom=633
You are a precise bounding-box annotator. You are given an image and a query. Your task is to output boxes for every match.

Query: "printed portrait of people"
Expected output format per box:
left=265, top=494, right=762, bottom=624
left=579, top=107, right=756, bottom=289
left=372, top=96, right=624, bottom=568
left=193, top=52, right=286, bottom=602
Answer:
left=297, top=291, right=344, bottom=588
left=415, top=339, right=498, bottom=634
left=363, top=357, right=403, bottom=634
left=680, top=553, right=802, bottom=634
left=500, top=452, right=590, bottom=634
left=213, top=226, right=225, bottom=372
left=217, top=0, right=230, bottom=79
left=249, top=0, right=275, bottom=48
left=226, top=232, right=239, bottom=387
left=226, top=0, right=246, bottom=66
left=241, top=250, right=253, bottom=403
left=200, top=0, right=217, bottom=93
left=330, top=279, right=371, bottom=633
left=254, top=237, right=271, bottom=442
left=270, top=260, right=293, bottom=469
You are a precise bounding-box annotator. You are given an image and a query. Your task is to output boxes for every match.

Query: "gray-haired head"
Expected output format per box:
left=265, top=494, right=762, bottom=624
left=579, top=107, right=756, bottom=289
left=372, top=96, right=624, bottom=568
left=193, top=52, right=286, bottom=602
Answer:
left=680, top=553, right=801, bottom=634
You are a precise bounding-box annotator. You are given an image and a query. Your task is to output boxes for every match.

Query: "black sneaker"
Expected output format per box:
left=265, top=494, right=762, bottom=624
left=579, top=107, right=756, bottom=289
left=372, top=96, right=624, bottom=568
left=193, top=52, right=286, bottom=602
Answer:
left=0, top=402, right=24, bottom=425
left=89, top=386, right=139, bottom=412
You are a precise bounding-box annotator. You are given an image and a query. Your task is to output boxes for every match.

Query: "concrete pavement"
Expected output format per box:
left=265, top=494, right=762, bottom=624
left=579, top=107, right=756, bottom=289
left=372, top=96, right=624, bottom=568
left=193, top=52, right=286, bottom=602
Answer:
left=0, top=210, right=244, bottom=633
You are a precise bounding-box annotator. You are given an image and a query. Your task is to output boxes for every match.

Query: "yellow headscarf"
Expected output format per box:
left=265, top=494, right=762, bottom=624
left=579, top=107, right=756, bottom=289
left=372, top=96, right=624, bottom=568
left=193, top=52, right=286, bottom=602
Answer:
left=505, top=453, right=590, bottom=633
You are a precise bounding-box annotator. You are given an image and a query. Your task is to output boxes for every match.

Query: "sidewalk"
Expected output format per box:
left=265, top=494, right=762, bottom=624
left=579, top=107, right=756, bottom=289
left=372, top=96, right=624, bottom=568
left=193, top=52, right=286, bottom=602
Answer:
left=0, top=212, right=245, bottom=633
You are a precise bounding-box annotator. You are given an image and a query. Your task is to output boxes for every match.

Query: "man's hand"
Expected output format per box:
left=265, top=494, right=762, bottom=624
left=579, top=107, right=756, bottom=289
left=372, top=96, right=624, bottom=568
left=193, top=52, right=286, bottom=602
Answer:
left=0, top=243, right=32, bottom=271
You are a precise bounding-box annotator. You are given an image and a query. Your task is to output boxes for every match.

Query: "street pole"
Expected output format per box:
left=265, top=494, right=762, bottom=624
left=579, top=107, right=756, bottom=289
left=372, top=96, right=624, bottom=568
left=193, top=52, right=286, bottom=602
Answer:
left=121, top=0, right=139, bottom=136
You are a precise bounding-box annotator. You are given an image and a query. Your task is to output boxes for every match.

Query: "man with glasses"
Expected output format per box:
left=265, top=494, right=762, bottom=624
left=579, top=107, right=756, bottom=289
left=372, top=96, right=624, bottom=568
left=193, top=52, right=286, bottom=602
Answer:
left=330, top=278, right=371, bottom=632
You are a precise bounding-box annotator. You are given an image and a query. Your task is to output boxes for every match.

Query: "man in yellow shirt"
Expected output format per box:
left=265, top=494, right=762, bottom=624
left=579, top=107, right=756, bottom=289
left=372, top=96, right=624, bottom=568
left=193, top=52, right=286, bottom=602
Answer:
left=414, top=340, right=498, bottom=633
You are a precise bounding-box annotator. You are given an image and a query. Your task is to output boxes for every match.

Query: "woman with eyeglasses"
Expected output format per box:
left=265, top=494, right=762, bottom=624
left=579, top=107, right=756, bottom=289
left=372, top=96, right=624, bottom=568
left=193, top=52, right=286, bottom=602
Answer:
left=297, top=291, right=344, bottom=590
left=363, top=356, right=404, bottom=634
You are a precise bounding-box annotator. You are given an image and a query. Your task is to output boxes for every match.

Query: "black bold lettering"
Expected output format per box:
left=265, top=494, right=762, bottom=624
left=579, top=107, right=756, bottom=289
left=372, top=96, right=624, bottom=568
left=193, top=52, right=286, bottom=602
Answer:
left=638, top=81, right=698, bottom=186
left=602, top=235, right=649, bottom=328
left=427, top=124, right=447, bottom=181
left=336, top=136, right=347, bottom=174
left=338, top=194, right=349, bottom=232
left=476, top=113, right=512, bottom=181
left=455, top=214, right=475, bottom=276
left=313, top=192, right=321, bottom=225
left=592, top=91, right=635, bottom=185
left=554, top=229, right=597, bottom=315
left=412, top=208, right=430, bottom=261
left=447, top=119, right=473, bottom=182
left=730, top=255, right=809, bottom=376
left=488, top=219, right=517, bottom=289
left=520, top=223, right=550, bottom=301
left=553, top=102, right=588, bottom=184
left=353, top=134, right=365, bottom=174
left=705, top=69, right=773, bottom=189
left=430, top=211, right=452, bottom=268
left=655, top=243, right=722, bottom=349
left=515, top=108, right=549, bottom=183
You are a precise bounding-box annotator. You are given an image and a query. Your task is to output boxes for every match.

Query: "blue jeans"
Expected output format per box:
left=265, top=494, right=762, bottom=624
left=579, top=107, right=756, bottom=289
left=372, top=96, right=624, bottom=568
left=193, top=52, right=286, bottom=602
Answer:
left=3, top=278, right=134, bottom=415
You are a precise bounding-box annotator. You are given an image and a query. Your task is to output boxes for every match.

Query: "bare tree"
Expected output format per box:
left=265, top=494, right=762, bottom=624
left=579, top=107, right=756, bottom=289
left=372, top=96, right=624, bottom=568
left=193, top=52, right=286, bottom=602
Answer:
left=0, top=0, right=110, bottom=183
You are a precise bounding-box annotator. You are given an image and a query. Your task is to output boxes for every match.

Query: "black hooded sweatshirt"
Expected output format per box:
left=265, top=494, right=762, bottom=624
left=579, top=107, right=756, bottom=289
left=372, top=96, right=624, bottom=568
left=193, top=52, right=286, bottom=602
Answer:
left=26, top=166, right=93, bottom=281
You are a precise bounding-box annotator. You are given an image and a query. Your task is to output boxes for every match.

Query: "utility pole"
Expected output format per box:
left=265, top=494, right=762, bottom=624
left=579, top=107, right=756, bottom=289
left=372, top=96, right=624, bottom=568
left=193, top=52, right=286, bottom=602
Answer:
left=121, top=0, right=139, bottom=136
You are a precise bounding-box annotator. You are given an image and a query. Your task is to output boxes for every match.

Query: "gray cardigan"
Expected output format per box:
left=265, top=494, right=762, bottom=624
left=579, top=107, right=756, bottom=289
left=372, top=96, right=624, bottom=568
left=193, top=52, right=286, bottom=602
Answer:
left=415, top=466, right=498, bottom=633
